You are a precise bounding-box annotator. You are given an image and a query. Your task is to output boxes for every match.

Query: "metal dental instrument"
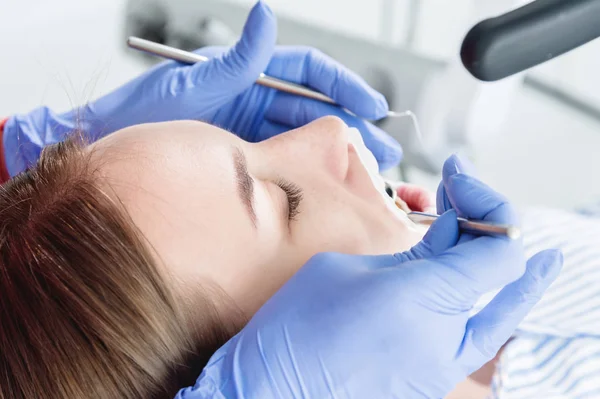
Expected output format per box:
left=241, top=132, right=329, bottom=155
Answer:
left=408, top=212, right=521, bottom=240
left=126, top=36, right=420, bottom=127
left=383, top=181, right=520, bottom=240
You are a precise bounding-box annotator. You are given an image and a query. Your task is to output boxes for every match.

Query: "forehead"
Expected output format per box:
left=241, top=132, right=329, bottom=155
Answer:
left=88, top=120, right=240, bottom=197
left=87, top=120, right=244, bottom=229
left=87, top=120, right=256, bottom=271
left=89, top=120, right=235, bottom=161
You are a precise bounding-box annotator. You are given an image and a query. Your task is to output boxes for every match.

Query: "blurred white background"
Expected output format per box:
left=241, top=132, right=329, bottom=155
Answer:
left=2, top=0, right=600, bottom=210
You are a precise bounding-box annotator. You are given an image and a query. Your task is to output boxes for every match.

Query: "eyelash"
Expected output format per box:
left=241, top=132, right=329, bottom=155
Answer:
left=275, top=179, right=303, bottom=222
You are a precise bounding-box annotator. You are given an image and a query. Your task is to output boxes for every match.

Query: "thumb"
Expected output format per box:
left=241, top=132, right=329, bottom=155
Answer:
left=189, top=1, right=277, bottom=93
left=437, top=154, right=478, bottom=214
left=458, top=249, right=563, bottom=371
left=394, top=209, right=459, bottom=262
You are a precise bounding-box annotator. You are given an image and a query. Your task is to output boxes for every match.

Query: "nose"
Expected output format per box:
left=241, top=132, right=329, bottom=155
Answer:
left=274, top=116, right=350, bottom=181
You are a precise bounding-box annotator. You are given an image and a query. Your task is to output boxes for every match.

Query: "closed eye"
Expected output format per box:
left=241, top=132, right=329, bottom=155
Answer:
left=275, top=179, right=303, bottom=222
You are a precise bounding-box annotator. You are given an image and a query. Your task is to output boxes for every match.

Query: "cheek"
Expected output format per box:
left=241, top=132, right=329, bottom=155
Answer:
left=289, top=197, right=375, bottom=257
left=289, top=192, right=425, bottom=261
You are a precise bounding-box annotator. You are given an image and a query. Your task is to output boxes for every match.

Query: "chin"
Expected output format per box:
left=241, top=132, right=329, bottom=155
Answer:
left=384, top=228, right=424, bottom=254
left=359, top=216, right=426, bottom=256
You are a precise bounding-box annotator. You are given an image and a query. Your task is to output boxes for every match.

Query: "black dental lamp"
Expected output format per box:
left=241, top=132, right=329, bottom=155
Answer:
left=461, top=0, right=600, bottom=81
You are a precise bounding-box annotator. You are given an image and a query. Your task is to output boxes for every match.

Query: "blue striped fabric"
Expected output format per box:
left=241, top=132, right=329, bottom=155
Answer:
left=477, top=207, right=600, bottom=398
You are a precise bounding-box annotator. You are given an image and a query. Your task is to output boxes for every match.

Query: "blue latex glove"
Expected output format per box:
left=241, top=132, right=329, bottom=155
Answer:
left=2, top=1, right=400, bottom=177
left=176, top=155, right=563, bottom=399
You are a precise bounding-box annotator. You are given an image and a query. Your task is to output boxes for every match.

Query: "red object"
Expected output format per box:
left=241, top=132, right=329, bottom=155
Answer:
left=0, top=118, right=10, bottom=184
left=396, top=183, right=434, bottom=212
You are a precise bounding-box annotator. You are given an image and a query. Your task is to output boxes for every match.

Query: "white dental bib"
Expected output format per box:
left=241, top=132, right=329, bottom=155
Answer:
left=345, top=128, right=408, bottom=221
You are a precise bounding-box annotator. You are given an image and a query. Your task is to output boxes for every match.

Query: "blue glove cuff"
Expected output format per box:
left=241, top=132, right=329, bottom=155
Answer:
left=3, top=106, right=88, bottom=177
left=175, top=350, right=230, bottom=399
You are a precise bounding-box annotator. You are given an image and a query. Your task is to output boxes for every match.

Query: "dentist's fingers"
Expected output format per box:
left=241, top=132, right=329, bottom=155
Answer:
left=393, top=210, right=460, bottom=262
left=436, top=154, right=478, bottom=215
left=431, top=237, right=526, bottom=306
left=263, top=94, right=402, bottom=170
left=437, top=155, right=461, bottom=214
left=258, top=120, right=288, bottom=139
left=189, top=1, right=276, bottom=97
left=265, top=46, right=389, bottom=120
left=445, top=174, right=518, bottom=225
left=458, top=250, right=563, bottom=370
left=431, top=174, right=526, bottom=299
left=436, top=183, right=452, bottom=216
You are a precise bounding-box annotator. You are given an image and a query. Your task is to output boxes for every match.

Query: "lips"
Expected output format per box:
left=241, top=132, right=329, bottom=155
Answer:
left=395, top=184, right=434, bottom=213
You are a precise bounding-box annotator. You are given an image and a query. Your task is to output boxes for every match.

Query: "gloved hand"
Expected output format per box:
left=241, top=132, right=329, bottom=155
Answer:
left=176, top=155, right=563, bottom=399
left=2, top=1, right=400, bottom=177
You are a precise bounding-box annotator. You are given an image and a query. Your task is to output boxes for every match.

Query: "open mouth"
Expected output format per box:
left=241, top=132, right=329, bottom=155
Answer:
left=384, top=181, right=434, bottom=213
left=384, top=182, right=410, bottom=212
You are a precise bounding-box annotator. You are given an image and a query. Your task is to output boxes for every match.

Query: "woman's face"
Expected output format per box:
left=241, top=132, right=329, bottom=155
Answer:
left=90, top=116, right=425, bottom=318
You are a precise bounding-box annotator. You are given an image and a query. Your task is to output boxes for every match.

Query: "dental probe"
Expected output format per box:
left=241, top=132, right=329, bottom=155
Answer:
left=383, top=181, right=520, bottom=240
left=126, top=37, right=417, bottom=122
left=408, top=212, right=521, bottom=240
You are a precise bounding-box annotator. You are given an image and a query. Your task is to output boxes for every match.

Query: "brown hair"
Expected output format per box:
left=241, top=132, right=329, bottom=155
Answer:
left=0, top=135, right=235, bottom=398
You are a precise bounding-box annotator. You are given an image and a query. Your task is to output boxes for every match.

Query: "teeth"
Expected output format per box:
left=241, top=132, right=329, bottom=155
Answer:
left=346, top=128, right=409, bottom=221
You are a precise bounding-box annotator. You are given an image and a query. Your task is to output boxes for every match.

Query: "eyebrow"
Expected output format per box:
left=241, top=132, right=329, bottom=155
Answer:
left=233, top=147, right=257, bottom=228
